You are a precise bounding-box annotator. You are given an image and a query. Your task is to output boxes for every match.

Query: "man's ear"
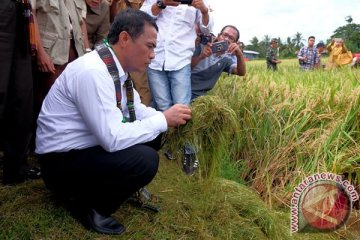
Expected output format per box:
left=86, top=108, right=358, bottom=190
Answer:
left=118, top=31, right=131, bottom=47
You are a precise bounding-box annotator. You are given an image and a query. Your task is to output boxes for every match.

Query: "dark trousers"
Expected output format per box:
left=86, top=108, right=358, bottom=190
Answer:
left=267, top=62, right=277, bottom=71
left=0, top=0, right=34, bottom=183
left=39, top=135, right=162, bottom=215
left=34, top=39, right=78, bottom=116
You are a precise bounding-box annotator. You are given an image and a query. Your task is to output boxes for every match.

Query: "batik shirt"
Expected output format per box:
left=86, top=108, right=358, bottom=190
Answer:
left=297, top=46, right=319, bottom=70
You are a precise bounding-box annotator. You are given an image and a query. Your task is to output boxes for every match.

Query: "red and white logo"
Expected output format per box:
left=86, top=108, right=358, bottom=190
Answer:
left=301, top=182, right=351, bottom=231
left=290, top=173, right=359, bottom=233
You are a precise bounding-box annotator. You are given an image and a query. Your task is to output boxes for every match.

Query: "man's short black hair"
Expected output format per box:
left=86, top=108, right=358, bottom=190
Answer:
left=316, top=42, right=325, bottom=48
left=220, top=25, right=240, bottom=42
left=308, top=36, right=315, bottom=40
left=108, top=8, right=158, bottom=44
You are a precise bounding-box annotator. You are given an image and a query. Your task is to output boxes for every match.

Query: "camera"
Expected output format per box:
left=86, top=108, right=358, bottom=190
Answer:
left=211, top=41, right=228, bottom=53
left=174, top=0, right=193, bottom=4
left=199, top=34, right=213, bottom=45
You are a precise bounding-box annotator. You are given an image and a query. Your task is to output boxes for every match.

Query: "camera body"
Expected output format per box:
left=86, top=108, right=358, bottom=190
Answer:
left=174, top=0, right=193, bottom=4
left=199, top=34, right=213, bottom=45
left=211, top=41, right=228, bottom=53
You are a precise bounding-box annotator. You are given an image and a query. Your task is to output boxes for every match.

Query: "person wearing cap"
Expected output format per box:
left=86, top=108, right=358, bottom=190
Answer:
left=316, top=41, right=326, bottom=68
left=297, top=36, right=319, bottom=70
left=266, top=38, right=281, bottom=71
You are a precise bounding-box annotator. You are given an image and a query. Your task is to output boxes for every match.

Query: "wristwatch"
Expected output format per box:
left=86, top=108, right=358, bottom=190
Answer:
left=156, top=0, right=166, bottom=9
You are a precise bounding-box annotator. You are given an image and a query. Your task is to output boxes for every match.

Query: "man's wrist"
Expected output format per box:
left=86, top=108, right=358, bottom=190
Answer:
left=235, top=50, right=243, bottom=58
left=201, top=7, right=208, bottom=15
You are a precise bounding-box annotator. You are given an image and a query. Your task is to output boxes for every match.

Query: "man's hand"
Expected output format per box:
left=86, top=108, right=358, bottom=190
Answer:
left=227, top=42, right=242, bottom=56
left=37, top=48, right=55, bottom=73
left=191, top=0, right=208, bottom=14
left=163, top=104, right=192, bottom=127
left=200, top=43, right=212, bottom=58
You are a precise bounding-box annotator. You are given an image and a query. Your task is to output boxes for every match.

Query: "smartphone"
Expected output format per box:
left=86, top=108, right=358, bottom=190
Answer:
left=211, top=41, right=228, bottom=53
left=174, top=0, right=193, bottom=4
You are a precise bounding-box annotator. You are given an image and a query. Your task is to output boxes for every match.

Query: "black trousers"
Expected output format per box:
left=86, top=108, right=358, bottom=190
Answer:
left=0, top=0, right=34, bottom=183
left=39, top=135, right=163, bottom=215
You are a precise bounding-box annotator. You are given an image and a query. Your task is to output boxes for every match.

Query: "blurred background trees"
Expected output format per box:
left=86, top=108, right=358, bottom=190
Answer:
left=244, top=16, right=360, bottom=59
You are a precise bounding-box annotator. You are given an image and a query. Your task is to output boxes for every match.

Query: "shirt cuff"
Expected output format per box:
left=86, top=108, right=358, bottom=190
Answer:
left=147, top=112, right=168, bottom=133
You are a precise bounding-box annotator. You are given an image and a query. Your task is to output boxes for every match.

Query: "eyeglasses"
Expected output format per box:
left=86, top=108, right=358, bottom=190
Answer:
left=220, top=32, right=236, bottom=43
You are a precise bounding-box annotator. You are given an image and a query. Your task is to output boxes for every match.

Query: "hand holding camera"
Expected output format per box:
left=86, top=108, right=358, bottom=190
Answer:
left=227, top=42, right=242, bottom=57
left=199, top=44, right=212, bottom=59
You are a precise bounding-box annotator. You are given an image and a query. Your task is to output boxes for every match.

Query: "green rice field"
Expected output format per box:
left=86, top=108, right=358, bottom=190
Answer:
left=1, top=58, right=359, bottom=239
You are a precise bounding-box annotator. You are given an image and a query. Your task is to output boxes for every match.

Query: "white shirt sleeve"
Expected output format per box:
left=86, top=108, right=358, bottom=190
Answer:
left=73, top=67, right=168, bottom=152
left=140, top=0, right=157, bottom=17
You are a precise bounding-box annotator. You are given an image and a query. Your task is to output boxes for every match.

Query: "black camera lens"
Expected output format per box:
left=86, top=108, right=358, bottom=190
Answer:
left=200, top=37, right=209, bottom=45
left=199, top=34, right=212, bottom=45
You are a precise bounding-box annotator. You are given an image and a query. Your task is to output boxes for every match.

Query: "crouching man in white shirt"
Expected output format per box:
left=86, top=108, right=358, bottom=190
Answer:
left=35, top=9, right=191, bottom=235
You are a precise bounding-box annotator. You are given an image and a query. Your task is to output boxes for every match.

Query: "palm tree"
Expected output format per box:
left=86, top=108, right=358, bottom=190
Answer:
left=345, top=15, right=353, bottom=24
left=292, top=32, right=304, bottom=50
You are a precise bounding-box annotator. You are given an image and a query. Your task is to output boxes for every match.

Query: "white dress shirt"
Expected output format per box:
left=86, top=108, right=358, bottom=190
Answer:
left=36, top=49, right=168, bottom=154
left=140, top=0, right=213, bottom=71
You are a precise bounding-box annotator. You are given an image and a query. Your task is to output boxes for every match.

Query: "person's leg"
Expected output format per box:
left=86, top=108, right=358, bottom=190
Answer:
left=147, top=68, right=172, bottom=111
left=0, top=0, right=15, bottom=119
left=1, top=1, right=36, bottom=184
left=168, top=64, right=191, bottom=105
left=39, top=143, right=160, bottom=215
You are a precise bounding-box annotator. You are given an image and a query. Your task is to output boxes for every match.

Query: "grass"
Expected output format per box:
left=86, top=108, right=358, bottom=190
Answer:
left=1, top=59, right=359, bottom=239
left=1, top=157, right=348, bottom=239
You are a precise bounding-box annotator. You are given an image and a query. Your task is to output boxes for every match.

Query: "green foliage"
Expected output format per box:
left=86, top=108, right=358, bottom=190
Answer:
left=167, top=95, right=240, bottom=179
left=331, top=22, right=360, bottom=52
left=1, top=59, right=360, bottom=239
left=245, top=17, right=360, bottom=58
left=0, top=167, right=341, bottom=239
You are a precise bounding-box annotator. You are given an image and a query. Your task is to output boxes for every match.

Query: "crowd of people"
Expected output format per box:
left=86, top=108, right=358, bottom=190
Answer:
left=0, top=0, right=246, bottom=235
left=267, top=35, right=360, bottom=71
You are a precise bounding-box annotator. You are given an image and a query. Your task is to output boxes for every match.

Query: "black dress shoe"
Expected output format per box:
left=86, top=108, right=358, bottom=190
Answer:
left=23, top=167, right=41, bottom=180
left=2, top=166, right=41, bottom=185
left=85, top=209, right=125, bottom=235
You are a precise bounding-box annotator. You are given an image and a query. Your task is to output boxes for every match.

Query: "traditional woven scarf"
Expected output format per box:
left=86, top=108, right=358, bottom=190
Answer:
left=23, top=0, right=37, bottom=56
left=96, top=40, right=136, bottom=122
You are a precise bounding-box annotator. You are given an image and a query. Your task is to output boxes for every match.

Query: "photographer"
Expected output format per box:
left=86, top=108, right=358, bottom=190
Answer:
left=191, top=25, right=246, bottom=100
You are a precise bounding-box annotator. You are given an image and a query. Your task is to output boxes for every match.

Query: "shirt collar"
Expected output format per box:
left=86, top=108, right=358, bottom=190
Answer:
left=107, top=47, right=127, bottom=82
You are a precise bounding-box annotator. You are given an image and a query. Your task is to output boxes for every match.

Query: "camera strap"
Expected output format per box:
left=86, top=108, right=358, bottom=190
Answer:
left=95, top=40, right=136, bottom=123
